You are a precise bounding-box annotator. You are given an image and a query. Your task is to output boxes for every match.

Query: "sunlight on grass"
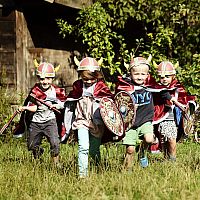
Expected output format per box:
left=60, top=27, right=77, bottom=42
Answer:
left=0, top=88, right=199, bottom=200
left=0, top=137, right=199, bottom=200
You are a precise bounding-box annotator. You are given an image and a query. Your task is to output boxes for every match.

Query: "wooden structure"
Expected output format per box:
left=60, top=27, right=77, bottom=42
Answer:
left=0, top=0, right=93, bottom=98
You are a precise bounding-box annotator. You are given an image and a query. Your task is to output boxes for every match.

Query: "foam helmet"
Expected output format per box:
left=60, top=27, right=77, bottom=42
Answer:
left=74, top=56, right=103, bottom=72
left=124, top=55, right=152, bottom=71
left=157, top=61, right=176, bottom=77
left=34, top=60, right=60, bottom=78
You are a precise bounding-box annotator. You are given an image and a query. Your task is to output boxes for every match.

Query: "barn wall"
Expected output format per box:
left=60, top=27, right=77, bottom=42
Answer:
left=28, top=48, right=78, bottom=94
left=16, top=10, right=33, bottom=94
left=0, top=10, right=16, bottom=88
left=0, top=3, right=80, bottom=99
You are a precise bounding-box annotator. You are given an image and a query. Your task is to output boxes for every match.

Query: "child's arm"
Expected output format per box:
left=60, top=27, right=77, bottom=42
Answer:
left=51, top=100, right=65, bottom=110
left=18, top=105, right=37, bottom=113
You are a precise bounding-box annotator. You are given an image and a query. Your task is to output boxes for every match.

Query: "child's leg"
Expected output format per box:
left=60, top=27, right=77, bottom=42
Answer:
left=27, top=122, right=43, bottom=159
left=123, top=145, right=135, bottom=170
left=89, top=134, right=101, bottom=165
left=45, top=119, right=60, bottom=164
left=167, top=138, right=176, bottom=160
left=78, top=128, right=89, bottom=177
left=142, top=122, right=155, bottom=151
left=122, top=129, right=137, bottom=170
left=158, top=121, right=177, bottom=160
left=139, top=122, right=154, bottom=167
left=52, top=155, right=60, bottom=166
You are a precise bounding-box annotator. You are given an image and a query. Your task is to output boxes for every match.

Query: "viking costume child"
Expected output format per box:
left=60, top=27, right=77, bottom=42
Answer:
left=64, top=57, right=113, bottom=178
left=148, top=61, right=197, bottom=161
left=16, top=62, right=67, bottom=166
left=115, top=56, right=156, bottom=170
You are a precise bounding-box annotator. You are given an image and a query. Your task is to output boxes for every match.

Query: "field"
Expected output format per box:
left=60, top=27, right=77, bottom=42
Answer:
left=0, top=135, right=199, bottom=200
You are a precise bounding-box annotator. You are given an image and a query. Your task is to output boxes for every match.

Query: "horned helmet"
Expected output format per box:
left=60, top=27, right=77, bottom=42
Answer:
left=74, top=56, right=103, bottom=72
left=124, top=55, right=152, bottom=71
left=157, top=61, right=177, bottom=77
left=34, top=60, right=60, bottom=78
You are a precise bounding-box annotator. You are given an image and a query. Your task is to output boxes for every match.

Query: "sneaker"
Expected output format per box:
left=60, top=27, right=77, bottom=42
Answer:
left=168, top=155, right=176, bottom=162
left=140, top=157, right=149, bottom=168
left=13, top=133, right=24, bottom=138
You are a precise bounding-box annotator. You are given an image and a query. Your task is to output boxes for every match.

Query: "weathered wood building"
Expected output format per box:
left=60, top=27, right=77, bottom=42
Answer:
left=0, top=0, right=93, bottom=97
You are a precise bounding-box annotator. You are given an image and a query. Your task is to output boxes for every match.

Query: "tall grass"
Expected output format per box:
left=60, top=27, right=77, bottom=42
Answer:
left=0, top=89, right=199, bottom=200
left=0, top=138, right=199, bottom=200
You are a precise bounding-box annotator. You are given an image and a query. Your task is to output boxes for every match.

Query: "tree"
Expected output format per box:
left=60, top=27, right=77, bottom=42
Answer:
left=57, top=0, right=200, bottom=99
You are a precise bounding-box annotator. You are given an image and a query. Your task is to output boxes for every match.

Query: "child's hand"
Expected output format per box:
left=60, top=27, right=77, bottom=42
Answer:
left=17, top=105, right=37, bottom=113
left=17, top=106, right=26, bottom=113
left=170, top=97, right=177, bottom=103
left=171, top=97, right=186, bottom=110
left=160, top=90, right=172, bottom=100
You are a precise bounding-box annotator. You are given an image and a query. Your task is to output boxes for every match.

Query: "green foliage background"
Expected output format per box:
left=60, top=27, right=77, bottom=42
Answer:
left=57, top=0, right=200, bottom=100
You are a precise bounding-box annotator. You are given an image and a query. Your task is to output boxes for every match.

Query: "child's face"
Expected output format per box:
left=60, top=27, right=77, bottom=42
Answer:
left=130, top=64, right=149, bottom=85
left=38, top=77, right=53, bottom=90
left=81, top=74, right=97, bottom=87
left=159, top=75, right=174, bottom=86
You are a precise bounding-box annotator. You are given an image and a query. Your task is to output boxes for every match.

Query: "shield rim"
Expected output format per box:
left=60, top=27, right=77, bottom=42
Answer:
left=100, top=97, right=125, bottom=137
left=114, top=91, right=136, bottom=131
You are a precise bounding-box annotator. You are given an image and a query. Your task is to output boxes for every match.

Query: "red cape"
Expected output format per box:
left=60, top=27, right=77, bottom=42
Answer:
left=67, top=79, right=113, bottom=99
left=14, top=83, right=67, bottom=141
left=31, top=83, right=67, bottom=102
left=146, top=76, right=196, bottom=123
left=66, top=79, right=120, bottom=143
left=115, top=75, right=196, bottom=123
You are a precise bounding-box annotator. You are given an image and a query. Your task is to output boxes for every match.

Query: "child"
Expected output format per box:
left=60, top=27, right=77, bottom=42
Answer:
left=64, top=56, right=113, bottom=178
left=17, top=62, right=66, bottom=166
left=152, top=61, right=197, bottom=161
left=115, top=56, right=156, bottom=170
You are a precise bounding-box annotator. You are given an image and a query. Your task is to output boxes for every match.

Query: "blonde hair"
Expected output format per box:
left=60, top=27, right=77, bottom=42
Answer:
left=131, top=64, right=149, bottom=73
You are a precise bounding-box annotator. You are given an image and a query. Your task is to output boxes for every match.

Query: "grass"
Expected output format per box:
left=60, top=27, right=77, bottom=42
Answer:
left=0, top=135, right=199, bottom=200
left=0, top=88, right=199, bottom=200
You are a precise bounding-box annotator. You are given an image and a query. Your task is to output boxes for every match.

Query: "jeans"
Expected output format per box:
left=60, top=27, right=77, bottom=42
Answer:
left=78, top=128, right=101, bottom=177
left=28, top=119, right=60, bottom=158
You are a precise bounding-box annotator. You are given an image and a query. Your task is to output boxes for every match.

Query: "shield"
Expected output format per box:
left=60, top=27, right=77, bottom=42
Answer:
left=114, top=91, right=136, bottom=131
left=177, top=104, right=196, bottom=142
left=100, top=97, right=124, bottom=137
left=183, top=106, right=195, bottom=137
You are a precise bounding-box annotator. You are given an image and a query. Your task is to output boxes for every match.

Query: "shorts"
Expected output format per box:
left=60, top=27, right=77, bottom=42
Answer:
left=123, top=122, right=153, bottom=146
left=158, top=120, right=177, bottom=141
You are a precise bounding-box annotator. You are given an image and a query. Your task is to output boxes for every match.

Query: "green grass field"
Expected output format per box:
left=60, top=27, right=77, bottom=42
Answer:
left=0, top=135, right=199, bottom=200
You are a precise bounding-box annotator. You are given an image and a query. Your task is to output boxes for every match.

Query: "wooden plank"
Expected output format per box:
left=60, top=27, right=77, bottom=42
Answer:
left=54, top=0, right=92, bottom=9
left=44, top=0, right=54, bottom=3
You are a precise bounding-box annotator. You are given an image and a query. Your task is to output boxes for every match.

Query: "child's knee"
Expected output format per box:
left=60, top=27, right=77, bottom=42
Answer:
left=168, top=138, right=176, bottom=144
left=126, top=146, right=135, bottom=154
left=144, top=133, right=154, bottom=144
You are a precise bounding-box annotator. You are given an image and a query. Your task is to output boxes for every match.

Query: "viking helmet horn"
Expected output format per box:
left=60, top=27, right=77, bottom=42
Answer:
left=124, top=62, right=129, bottom=71
left=97, top=57, right=103, bottom=66
left=74, top=56, right=80, bottom=67
left=54, top=64, right=60, bottom=72
left=152, top=61, right=158, bottom=69
left=174, top=61, right=179, bottom=69
left=34, top=59, right=40, bottom=68
left=147, top=54, right=152, bottom=64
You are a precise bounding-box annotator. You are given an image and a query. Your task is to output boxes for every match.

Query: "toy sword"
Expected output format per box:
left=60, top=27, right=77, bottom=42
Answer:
left=29, top=93, right=61, bottom=114
left=0, top=111, right=18, bottom=135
